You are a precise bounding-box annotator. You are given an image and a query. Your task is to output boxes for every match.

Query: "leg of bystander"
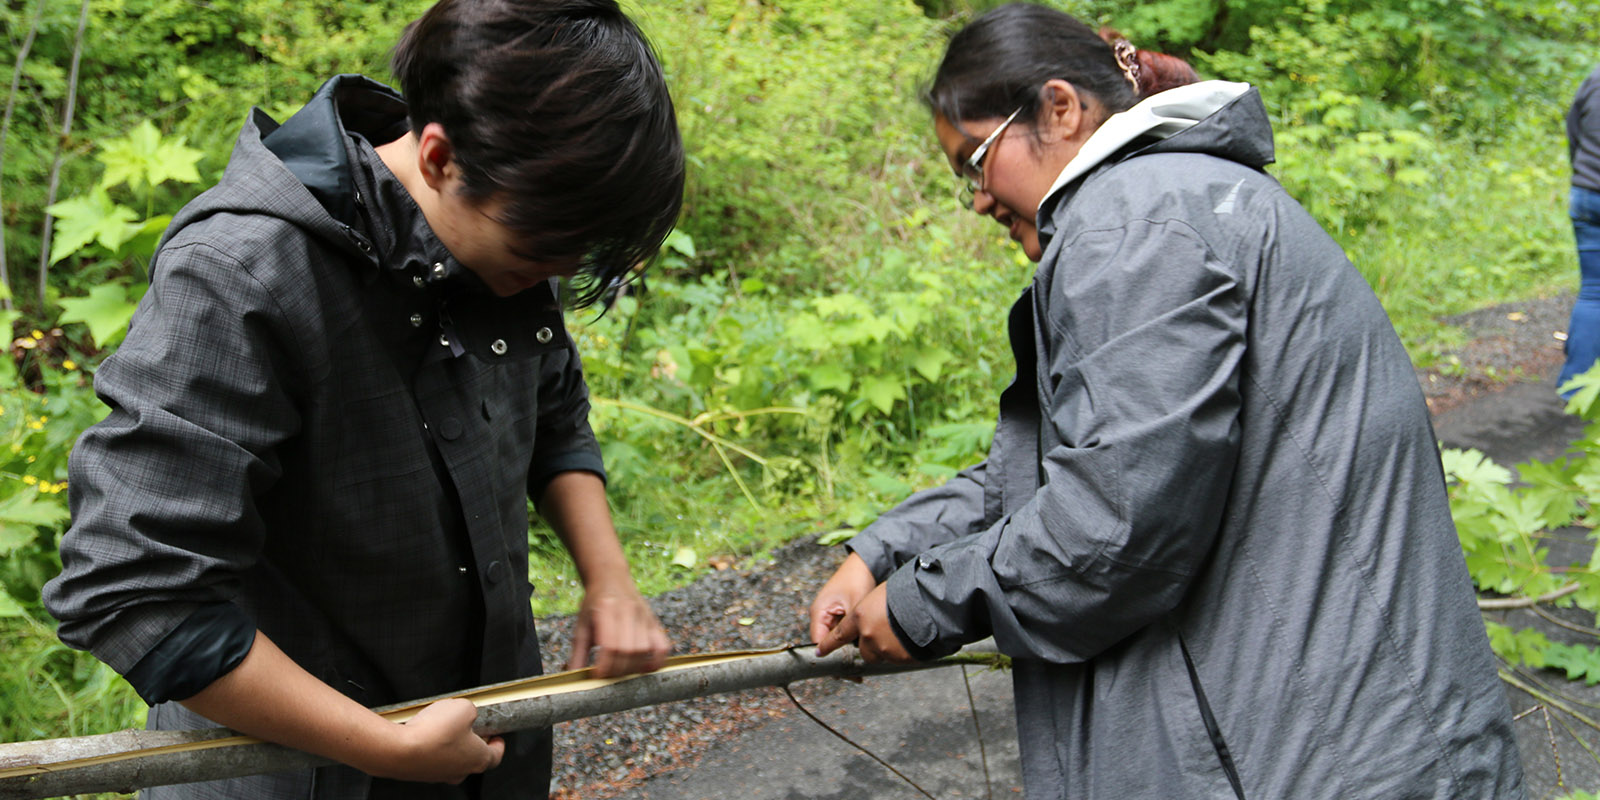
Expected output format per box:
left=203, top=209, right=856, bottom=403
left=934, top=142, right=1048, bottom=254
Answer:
left=1558, top=185, right=1600, bottom=395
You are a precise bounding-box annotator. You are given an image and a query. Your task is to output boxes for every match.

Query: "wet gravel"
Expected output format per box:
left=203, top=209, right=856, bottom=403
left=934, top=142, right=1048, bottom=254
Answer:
left=536, top=289, right=1581, bottom=798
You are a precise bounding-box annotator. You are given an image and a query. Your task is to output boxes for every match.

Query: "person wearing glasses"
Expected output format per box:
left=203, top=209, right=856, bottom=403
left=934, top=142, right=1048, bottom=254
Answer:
left=44, top=1, right=678, bottom=798
left=809, top=4, right=1524, bottom=798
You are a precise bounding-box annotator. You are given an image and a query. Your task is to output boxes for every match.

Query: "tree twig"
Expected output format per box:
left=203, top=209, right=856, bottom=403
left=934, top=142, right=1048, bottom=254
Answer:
left=0, top=642, right=1004, bottom=800
left=0, top=0, right=46, bottom=312
left=35, top=0, right=90, bottom=309
left=1477, top=583, right=1581, bottom=610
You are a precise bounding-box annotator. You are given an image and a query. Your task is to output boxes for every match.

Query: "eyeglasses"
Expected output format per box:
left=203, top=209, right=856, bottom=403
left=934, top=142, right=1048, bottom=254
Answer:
left=958, top=106, right=1024, bottom=208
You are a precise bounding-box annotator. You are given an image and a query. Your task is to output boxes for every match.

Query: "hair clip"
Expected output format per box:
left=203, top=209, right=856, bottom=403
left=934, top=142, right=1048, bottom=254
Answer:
left=1111, top=38, right=1141, bottom=92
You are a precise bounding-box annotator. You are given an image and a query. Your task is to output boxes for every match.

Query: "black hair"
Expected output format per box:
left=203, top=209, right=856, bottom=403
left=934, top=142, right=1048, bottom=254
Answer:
left=926, top=3, right=1139, bottom=135
left=392, top=0, right=685, bottom=307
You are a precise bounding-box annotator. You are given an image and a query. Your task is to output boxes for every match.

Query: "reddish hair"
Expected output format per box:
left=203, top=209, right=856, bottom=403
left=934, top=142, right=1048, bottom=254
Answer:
left=1098, top=27, right=1199, bottom=99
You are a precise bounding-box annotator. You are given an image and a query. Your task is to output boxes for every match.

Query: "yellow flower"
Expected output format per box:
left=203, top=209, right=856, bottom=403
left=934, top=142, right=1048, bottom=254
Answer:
left=62, top=360, right=77, bottom=371
left=30, top=329, right=43, bottom=340
left=22, top=475, right=37, bottom=485
left=8, top=443, right=20, bottom=453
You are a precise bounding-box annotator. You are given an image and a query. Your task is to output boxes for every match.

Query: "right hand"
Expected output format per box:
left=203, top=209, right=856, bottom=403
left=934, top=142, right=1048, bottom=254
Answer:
left=808, top=552, right=879, bottom=648
left=370, top=698, right=505, bottom=784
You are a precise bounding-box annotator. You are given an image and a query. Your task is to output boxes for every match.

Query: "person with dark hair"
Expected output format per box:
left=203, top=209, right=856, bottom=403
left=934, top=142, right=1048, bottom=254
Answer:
left=1559, top=64, right=1600, bottom=395
left=809, top=3, right=1524, bottom=797
left=43, top=1, right=683, bottom=798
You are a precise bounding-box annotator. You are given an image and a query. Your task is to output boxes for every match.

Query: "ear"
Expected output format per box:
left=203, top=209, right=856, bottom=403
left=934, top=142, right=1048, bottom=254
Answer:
left=415, top=122, right=460, bottom=193
left=1038, top=78, right=1089, bottom=145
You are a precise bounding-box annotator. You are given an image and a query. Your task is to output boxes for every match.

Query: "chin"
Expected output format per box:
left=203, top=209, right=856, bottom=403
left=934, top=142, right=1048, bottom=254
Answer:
left=1022, top=237, right=1043, bottom=263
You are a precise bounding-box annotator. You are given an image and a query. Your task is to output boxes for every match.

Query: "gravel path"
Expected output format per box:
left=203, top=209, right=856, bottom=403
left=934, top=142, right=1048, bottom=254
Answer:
left=537, top=289, right=1582, bottom=798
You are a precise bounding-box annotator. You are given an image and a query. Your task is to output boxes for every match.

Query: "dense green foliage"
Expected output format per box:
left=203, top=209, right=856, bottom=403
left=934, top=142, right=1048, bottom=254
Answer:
left=2, top=0, right=1599, bottom=775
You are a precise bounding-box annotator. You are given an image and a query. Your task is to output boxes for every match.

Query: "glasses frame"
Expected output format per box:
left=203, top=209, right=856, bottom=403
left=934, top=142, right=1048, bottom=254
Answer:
left=958, top=105, right=1025, bottom=208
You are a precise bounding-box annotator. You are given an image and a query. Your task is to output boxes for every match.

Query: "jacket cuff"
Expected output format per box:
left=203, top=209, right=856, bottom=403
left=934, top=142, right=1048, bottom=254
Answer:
left=883, top=561, right=963, bottom=660
left=123, top=603, right=256, bottom=704
left=529, top=451, right=607, bottom=500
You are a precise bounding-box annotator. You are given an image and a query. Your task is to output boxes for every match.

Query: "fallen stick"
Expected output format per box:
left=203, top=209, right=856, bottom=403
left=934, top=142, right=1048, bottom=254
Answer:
left=0, top=642, right=1003, bottom=800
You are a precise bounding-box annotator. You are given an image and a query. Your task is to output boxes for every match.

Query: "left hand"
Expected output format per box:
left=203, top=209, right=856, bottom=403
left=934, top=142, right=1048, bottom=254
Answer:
left=816, top=583, right=914, bottom=664
left=567, top=584, right=672, bottom=677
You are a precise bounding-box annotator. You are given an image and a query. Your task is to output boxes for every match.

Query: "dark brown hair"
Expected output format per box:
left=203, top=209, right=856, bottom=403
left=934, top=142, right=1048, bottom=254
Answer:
left=926, top=4, right=1197, bottom=133
left=392, top=0, right=685, bottom=307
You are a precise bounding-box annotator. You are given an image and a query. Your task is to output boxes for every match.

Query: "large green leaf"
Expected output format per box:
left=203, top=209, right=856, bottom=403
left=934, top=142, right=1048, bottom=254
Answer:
left=44, top=189, right=139, bottom=264
left=98, top=119, right=204, bottom=190
left=58, top=282, right=140, bottom=347
left=0, top=586, right=24, bottom=618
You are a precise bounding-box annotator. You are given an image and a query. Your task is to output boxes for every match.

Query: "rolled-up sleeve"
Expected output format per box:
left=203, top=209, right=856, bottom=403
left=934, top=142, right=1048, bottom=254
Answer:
left=43, top=239, right=301, bottom=698
left=527, top=332, right=605, bottom=499
left=885, top=219, right=1245, bottom=663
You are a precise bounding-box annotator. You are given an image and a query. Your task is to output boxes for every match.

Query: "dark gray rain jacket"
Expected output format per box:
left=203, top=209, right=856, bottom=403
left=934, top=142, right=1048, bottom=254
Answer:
left=849, top=82, right=1525, bottom=799
left=45, top=76, right=602, bottom=799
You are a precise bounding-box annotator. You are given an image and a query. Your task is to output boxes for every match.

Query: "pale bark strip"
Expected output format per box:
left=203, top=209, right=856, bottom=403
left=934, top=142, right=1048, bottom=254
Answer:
left=0, top=643, right=1002, bottom=800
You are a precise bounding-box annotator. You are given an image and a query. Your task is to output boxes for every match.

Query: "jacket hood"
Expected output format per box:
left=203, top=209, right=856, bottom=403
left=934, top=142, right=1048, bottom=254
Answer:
left=1038, top=81, right=1274, bottom=222
left=160, top=75, right=409, bottom=264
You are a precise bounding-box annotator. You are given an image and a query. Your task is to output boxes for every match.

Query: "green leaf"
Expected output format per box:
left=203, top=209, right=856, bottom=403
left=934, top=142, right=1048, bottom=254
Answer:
left=45, top=189, right=140, bottom=264
left=98, top=119, right=203, bottom=190
left=911, top=346, right=953, bottom=382
left=807, top=363, right=853, bottom=394
left=0, top=586, right=24, bottom=618
left=1440, top=448, right=1512, bottom=487
left=671, top=547, right=698, bottom=569
left=58, top=282, right=140, bottom=347
left=857, top=376, right=905, bottom=416
left=0, top=490, right=68, bottom=537
left=816, top=528, right=856, bottom=546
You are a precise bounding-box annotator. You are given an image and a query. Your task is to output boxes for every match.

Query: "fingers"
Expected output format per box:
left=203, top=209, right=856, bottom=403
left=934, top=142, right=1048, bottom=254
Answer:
left=816, top=606, right=860, bottom=657
left=566, top=618, right=593, bottom=671
left=578, top=591, right=672, bottom=678
left=809, top=601, right=846, bottom=645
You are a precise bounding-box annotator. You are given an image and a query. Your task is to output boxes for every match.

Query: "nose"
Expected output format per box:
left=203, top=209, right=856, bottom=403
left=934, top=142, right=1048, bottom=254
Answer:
left=971, top=187, right=997, bottom=216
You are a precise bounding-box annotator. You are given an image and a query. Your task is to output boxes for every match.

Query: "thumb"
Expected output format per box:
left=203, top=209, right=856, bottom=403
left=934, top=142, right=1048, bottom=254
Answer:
left=567, top=623, right=593, bottom=671
left=816, top=609, right=860, bottom=657
left=809, top=600, right=846, bottom=645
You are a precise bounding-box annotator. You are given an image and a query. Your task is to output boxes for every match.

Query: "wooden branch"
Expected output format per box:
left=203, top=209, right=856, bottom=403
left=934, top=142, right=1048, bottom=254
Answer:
left=0, top=642, right=1003, bottom=800
left=0, top=0, right=46, bottom=311
left=1477, top=583, right=1582, bottom=610
left=35, top=0, right=89, bottom=309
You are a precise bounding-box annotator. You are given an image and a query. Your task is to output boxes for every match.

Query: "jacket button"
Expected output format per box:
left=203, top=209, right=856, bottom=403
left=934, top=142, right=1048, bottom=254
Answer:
left=486, top=560, right=506, bottom=584
left=409, top=313, right=424, bottom=328
left=432, top=262, right=447, bottom=280
left=917, top=555, right=935, bottom=570
left=491, top=339, right=508, bottom=355
left=413, top=275, right=425, bottom=289
left=536, top=327, right=553, bottom=344
left=439, top=334, right=451, bottom=348
left=439, top=417, right=463, bottom=440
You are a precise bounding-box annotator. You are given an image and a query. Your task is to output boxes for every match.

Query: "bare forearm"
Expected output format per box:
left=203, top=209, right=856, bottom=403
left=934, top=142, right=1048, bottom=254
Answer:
left=540, top=471, right=634, bottom=591
left=178, top=631, right=502, bottom=783
left=179, top=631, right=401, bottom=775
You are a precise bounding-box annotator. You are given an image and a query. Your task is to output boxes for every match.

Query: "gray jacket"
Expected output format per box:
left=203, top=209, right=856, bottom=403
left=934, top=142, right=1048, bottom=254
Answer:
left=44, top=76, right=602, bottom=799
left=1570, top=65, right=1600, bottom=193
left=849, top=84, right=1525, bottom=799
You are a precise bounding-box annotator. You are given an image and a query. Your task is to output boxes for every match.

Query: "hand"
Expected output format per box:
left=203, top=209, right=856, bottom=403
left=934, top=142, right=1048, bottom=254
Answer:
left=369, top=698, right=504, bottom=784
left=808, top=552, right=877, bottom=646
left=816, top=582, right=915, bottom=664
left=567, top=584, right=671, bottom=677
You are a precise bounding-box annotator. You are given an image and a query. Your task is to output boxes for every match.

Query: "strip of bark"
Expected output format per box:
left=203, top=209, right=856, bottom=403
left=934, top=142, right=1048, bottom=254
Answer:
left=0, top=643, right=1003, bottom=800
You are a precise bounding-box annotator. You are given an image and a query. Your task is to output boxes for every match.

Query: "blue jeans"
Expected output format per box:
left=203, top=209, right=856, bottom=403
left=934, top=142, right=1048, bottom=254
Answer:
left=1559, top=185, right=1600, bottom=393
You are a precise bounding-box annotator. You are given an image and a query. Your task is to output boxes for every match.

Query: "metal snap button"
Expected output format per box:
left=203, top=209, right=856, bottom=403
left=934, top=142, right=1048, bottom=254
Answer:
left=409, top=313, right=424, bottom=328
left=491, top=339, right=508, bottom=355
left=536, top=327, right=553, bottom=344
left=431, top=262, right=446, bottom=279
left=412, top=275, right=425, bottom=289
left=439, top=334, right=451, bottom=347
